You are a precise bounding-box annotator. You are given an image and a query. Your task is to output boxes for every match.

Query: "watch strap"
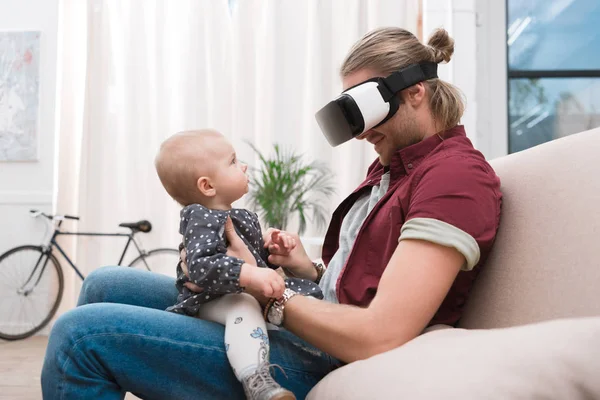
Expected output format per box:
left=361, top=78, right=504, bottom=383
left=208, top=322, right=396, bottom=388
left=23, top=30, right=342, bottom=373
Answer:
left=263, top=298, right=276, bottom=321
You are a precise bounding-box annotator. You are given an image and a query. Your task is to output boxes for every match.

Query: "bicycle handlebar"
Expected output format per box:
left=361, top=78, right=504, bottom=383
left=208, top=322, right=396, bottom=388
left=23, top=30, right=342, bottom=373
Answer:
left=30, top=209, right=80, bottom=221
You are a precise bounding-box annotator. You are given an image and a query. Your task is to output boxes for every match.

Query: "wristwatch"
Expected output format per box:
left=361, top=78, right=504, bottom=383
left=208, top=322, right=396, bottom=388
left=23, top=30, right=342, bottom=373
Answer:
left=267, top=288, right=298, bottom=326
left=313, top=261, right=326, bottom=284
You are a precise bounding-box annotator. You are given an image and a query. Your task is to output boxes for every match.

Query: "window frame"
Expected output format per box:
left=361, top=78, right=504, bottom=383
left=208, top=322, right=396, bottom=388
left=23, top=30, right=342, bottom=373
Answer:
left=505, top=1, right=600, bottom=153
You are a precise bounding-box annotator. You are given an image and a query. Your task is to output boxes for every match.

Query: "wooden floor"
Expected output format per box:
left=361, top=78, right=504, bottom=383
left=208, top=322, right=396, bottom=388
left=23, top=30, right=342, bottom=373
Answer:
left=0, top=336, right=46, bottom=400
left=0, top=336, right=140, bottom=400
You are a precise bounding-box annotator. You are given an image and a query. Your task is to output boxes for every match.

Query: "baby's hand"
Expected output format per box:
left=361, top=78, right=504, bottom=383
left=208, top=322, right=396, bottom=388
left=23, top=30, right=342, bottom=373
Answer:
left=264, top=229, right=297, bottom=255
left=240, top=264, right=285, bottom=298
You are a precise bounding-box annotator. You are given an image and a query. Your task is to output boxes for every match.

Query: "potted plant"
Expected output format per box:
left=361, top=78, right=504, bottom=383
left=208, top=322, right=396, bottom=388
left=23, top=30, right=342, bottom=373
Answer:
left=246, top=143, right=335, bottom=235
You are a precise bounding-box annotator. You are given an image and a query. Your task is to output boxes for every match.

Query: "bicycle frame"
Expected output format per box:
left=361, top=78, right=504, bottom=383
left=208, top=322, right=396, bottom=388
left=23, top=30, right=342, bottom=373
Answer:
left=51, top=231, right=145, bottom=281
left=42, top=218, right=148, bottom=281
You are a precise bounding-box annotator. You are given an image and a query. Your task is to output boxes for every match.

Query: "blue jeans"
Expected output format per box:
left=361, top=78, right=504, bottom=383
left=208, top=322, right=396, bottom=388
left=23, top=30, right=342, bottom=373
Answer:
left=41, top=266, right=340, bottom=399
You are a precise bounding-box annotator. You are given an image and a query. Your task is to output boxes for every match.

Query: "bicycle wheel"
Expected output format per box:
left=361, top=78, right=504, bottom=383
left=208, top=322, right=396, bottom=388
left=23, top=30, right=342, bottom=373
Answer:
left=128, top=248, right=180, bottom=278
left=0, top=245, right=64, bottom=341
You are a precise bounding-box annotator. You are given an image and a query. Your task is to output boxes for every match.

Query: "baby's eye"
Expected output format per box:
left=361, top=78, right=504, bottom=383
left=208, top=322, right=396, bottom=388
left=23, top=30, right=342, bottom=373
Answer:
left=231, top=157, right=237, bottom=164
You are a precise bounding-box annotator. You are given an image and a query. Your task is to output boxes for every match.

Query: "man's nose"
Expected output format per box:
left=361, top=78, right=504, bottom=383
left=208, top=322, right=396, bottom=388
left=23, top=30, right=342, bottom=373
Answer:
left=356, top=129, right=373, bottom=140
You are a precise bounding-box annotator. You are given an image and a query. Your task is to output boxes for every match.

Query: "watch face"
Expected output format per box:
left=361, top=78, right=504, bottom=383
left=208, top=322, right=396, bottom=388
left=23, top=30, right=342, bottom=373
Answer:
left=268, top=304, right=283, bottom=326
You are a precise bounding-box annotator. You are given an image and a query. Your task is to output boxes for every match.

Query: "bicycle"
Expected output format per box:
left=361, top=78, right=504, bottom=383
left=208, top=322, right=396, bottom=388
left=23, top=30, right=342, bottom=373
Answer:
left=0, top=209, right=180, bottom=341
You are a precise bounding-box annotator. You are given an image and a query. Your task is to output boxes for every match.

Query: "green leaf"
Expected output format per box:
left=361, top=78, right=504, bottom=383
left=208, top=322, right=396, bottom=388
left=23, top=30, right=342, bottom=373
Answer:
left=246, top=143, right=336, bottom=235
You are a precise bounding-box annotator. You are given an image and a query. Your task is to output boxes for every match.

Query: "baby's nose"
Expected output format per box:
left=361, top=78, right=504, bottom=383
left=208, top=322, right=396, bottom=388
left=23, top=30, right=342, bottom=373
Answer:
left=241, top=163, right=248, bottom=172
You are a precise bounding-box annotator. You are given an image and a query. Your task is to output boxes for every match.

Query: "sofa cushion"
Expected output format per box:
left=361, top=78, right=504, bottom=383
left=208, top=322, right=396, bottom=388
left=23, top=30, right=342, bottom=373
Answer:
left=459, top=128, right=600, bottom=329
left=307, top=317, right=600, bottom=400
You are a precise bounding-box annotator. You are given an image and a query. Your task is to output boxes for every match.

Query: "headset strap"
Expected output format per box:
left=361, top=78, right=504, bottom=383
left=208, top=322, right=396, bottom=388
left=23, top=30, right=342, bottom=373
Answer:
left=379, top=62, right=438, bottom=101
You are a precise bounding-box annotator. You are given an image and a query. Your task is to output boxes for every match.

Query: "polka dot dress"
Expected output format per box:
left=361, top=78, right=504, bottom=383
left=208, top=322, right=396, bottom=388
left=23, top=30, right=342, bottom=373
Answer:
left=166, top=204, right=323, bottom=316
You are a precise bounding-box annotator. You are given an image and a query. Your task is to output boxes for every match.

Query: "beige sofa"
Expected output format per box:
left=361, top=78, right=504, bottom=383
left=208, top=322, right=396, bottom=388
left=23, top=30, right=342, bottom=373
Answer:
left=308, top=127, right=600, bottom=399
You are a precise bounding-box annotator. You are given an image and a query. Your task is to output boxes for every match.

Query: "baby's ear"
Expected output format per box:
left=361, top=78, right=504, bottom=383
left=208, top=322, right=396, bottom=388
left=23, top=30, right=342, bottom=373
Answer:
left=197, top=176, right=216, bottom=197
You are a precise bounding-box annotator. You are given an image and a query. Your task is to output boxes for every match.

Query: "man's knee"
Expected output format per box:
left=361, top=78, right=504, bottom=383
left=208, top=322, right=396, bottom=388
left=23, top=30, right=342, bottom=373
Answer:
left=47, top=308, right=79, bottom=346
left=78, top=265, right=121, bottom=305
left=43, top=305, right=97, bottom=373
left=42, top=304, right=109, bottom=392
left=42, top=309, right=80, bottom=395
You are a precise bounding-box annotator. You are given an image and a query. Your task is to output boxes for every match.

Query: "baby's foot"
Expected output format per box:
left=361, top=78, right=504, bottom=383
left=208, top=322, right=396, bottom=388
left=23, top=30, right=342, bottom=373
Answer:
left=241, top=363, right=296, bottom=400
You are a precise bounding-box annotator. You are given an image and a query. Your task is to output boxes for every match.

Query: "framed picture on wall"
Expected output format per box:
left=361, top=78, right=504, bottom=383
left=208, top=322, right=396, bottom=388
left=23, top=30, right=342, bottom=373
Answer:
left=0, top=31, right=40, bottom=162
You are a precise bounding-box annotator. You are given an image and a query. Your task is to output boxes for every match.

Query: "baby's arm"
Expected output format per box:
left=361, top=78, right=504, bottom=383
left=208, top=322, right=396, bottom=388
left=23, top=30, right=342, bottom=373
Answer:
left=181, top=206, right=286, bottom=298
left=181, top=205, right=245, bottom=295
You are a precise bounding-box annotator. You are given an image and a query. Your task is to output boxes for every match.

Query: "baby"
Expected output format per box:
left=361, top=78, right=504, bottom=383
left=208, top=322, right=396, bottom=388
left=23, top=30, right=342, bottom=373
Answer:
left=155, top=129, right=323, bottom=400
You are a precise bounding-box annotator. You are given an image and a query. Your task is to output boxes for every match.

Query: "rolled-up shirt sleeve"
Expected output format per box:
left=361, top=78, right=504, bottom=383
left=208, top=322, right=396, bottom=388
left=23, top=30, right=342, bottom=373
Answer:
left=399, top=156, right=501, bottom=271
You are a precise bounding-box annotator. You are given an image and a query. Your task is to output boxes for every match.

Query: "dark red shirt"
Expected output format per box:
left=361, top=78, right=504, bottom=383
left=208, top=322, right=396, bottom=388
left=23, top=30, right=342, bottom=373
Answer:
left=322, top=125, right=502, bottom=326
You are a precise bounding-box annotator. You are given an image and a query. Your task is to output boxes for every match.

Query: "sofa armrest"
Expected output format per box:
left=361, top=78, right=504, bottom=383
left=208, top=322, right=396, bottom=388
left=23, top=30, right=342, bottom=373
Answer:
left=308, top=317, right=600, bottom=399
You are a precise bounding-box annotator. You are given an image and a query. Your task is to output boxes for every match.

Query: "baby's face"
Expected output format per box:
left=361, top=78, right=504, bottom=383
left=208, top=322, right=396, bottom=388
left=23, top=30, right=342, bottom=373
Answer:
left=208, top=136, right=249, bottom=204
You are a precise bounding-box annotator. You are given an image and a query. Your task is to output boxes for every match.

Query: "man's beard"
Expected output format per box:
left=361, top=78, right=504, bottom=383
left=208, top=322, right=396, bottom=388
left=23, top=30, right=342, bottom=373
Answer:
left=392, top=114, right=422, bottom=150
left=396, top=131, right=422, bottom=150
left=376, top=108, right=422, bottom=165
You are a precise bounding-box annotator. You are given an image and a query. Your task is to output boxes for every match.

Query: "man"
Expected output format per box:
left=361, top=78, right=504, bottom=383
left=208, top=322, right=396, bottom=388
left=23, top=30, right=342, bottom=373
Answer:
left=42, top=27, right=501, bottom=400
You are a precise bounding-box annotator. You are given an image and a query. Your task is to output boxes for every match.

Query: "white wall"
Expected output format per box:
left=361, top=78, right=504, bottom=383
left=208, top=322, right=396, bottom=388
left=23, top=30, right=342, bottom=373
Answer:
left=0, top=0, right=59, bottom=252
left=474, top=0, right=508, bottom=159
left=423, top=0, right=509, bottom=160
left=423, top=0, right=478, bottom=148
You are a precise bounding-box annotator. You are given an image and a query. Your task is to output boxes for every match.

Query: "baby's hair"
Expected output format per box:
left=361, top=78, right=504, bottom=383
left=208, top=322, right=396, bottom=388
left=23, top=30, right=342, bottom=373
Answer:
left=155, top=129, right=222, bottom=206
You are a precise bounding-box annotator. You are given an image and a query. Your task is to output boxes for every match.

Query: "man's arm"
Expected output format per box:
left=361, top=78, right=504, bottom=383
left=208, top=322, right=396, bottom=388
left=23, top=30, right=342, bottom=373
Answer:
left=283, top=239, right=464, bottom=363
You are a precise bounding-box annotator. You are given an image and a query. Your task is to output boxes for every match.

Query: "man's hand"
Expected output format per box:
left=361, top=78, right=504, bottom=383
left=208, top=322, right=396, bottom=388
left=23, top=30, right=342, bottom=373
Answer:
left=179, top=247, right=190, bottom=278
left=224, top=217, right=284, bottom=298
left=239, top=264, right=286, bottom=298
left=180, top=246, right=206, bottom=293
left=224, top=216, right=256, bottom=264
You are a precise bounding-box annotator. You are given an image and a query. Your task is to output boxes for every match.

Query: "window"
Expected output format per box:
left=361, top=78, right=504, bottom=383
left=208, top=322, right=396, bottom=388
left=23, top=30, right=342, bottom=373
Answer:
left=507, top=0, right=600, bottom=153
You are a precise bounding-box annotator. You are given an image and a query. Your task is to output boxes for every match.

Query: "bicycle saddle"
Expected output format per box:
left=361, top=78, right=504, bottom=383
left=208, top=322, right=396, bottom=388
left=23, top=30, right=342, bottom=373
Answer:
left=119, top=220, right=152, bottom=233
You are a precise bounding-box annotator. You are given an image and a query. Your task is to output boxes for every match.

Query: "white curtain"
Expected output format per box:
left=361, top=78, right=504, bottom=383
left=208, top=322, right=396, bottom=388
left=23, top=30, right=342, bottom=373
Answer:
left=55, top=0, right=419, bottom=313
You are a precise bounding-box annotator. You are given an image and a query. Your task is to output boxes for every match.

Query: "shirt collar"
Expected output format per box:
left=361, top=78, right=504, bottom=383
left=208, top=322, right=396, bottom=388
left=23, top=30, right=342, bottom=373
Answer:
left=364, top=125, right=467, bottom=186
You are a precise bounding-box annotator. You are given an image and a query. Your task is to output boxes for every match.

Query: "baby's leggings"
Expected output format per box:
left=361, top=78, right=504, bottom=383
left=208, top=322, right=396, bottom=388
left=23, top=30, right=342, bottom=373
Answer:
left=197, top=293, right=271, bottom=380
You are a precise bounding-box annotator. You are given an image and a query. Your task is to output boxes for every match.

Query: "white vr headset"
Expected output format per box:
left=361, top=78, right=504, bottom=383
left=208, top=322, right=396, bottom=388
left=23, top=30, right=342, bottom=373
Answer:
left=315, top=62, right=438, bottom=147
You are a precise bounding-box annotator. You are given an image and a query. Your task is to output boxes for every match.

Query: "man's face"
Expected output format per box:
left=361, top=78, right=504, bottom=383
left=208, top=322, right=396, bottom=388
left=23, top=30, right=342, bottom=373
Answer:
left=342, top=69, right=422, bottom=166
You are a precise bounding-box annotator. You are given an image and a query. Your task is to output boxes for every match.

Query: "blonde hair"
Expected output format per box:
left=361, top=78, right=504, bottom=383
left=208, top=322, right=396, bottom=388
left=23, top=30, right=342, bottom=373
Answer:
left=340, top=27, right=465, bottom=131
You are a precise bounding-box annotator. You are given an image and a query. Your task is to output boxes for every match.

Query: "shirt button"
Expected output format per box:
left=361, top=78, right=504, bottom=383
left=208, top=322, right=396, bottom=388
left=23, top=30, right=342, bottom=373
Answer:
left=407, top=163, right=413, bottom=169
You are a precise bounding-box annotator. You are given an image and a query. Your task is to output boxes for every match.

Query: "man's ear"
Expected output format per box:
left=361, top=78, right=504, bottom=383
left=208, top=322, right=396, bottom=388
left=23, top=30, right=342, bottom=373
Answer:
left=403, top=82, right=427, bottom=107
left=197, top=176, right=216, bottom=197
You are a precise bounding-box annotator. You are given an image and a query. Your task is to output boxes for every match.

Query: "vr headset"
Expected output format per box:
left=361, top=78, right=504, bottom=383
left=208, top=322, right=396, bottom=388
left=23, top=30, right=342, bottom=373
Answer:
left=315, top=62, right=438, bottom=147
